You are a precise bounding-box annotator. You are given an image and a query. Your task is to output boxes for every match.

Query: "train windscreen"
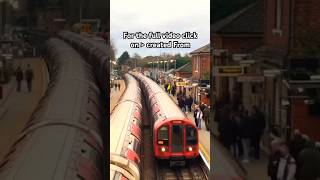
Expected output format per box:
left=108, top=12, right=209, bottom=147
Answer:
left=158, top=126, right=169, bottom=146
left=186, top=126, right=197, bottom=145
left=172, top=125, right=183, bottom=152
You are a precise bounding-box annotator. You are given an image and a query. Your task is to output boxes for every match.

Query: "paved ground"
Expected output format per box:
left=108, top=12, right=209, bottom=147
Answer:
left=110, top=79, right=125, bottom=112
left=212, top=114, right=269, bottom=180
left=0, top=58, right=48, bottom=160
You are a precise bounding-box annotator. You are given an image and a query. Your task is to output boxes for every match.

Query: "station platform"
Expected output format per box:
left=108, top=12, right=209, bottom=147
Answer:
left=0, top=57, right=49, bottom=160
left=110, top=79, right=125, bottom=112
left=198, top=130, right=210, bottom=170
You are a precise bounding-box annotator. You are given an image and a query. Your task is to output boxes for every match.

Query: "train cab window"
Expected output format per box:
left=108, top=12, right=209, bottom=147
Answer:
left=157, top=126, right=168, bottom=146
left=172, top=125, right=183, bottom=152
left=186, top=126, right=197, bottom=145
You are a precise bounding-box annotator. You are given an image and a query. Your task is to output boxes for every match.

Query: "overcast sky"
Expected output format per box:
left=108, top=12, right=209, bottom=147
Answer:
left=111, top=0, right=210, bottom=58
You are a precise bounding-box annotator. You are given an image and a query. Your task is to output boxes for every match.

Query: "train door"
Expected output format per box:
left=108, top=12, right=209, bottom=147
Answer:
left=172, top=125, right=183, bottom=152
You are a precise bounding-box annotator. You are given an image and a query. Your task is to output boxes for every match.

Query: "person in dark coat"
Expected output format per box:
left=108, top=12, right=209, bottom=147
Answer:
left=218, top=105, right=234, bottom=151
left=15, top=66, right=23, bottom=92
left=289, top=130, right=305, bottom=162
left=193, top=105, right=199, bottom=127
left=298, top=141, right=320, bottom=180
left=203, top=105, right=211, bottom=130
left=171, top=83, right=176, bottom=96
left=185, top=95, right=193, bottom=113
left=268, top=138, right=283, bottom=180
left=239, top=110, right=252, bottom=162
left=200, top=102, right=206, bottom=112
left=25, top=64, right=34, bottom=92
left=178, top=96, right=184, bottom=110
left=164, top=83, right=168, bottom=93
left=177, top=91, right=182, bottom=101
left=250, top=105, right=265, bottom=159
left=289, top=129, right=306, bottom=178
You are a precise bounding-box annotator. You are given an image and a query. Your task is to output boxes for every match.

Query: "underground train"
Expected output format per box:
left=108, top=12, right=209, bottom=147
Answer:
left=0, top=39, right=103, bottom=179
left=110, top=74, right=143, bottom=180
left=131, top=72, right=199, bottom=164
left=57, top=30, right=111, bottom=95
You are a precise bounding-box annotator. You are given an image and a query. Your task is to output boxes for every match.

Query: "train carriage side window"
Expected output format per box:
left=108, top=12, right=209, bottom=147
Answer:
left=158, top=126, right=169, bottom=146
left=186, top=126, right=197, bottom=145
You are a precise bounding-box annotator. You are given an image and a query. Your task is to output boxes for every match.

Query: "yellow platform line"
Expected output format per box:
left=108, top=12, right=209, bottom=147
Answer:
left=199, top=143, right=210, bottom=162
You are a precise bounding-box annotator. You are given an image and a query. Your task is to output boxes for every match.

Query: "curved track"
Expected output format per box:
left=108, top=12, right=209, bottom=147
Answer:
left=0, top=38, right=103, bottom=180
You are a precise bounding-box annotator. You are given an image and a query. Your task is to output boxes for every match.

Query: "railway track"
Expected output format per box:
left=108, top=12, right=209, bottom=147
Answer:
left=156, top=158, right=208, bottom=180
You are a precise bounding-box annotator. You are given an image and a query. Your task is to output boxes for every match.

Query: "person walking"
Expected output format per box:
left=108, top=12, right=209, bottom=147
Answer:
left=250, top=105, right=266, bottom=159
left=15, top=66, right=23, bottom=92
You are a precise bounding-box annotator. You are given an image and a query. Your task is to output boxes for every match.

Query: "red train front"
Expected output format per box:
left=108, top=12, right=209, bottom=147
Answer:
left=131, top=72, right=199, bottom=163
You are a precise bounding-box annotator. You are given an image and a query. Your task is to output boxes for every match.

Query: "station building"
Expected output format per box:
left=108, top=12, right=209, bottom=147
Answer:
left=190, top=44, right=211, bottom=105
left=212, top=0, right=320, bottom=142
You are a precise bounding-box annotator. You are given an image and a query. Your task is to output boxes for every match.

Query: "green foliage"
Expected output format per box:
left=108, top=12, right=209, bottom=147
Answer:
left=175, top=55, right=191, bottom=68
left=118, top=51, right=130, bottom=65
left=213, top=0, right=257, bottom=23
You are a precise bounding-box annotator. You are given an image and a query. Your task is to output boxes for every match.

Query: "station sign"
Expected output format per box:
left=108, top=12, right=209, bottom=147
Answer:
left=176, top=82, right=187, bottom=86
left=214, top=66, right=244, bottom=76
left=237, top=76, right=265, bottom=82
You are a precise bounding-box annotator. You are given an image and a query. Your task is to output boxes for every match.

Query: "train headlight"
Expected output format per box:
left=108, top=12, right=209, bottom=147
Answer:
left=161, top=147, right=166, bottom=152
left=188, top=147, right=193, bottom=151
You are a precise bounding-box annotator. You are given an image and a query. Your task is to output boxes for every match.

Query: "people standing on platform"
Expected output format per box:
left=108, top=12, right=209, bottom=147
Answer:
left=178, top=96, right=185, bottom=112
left=250, top=105, right=266, bottom=159
left=239, top=110, right=252, bottom=163
left=195, top=105, right=203, bottom=129
left=218, top=105, right=234, bottom=151
left=203, top=105, right=210, bottom=130
left=177, top=91, right=182, bottom=101
left=25, top=64, right=34, bottom=92
left=200, top=102, right=206, bottom=112
left=188, top=95, right=193, bottom=113
left=230, top=112, right=243, bottom=158
left=171, top=83, right=176, bottom=96
left=118, top=82, right=121, bottom=91
left=15, top=66, right=23, bottom=92
left=167, top=83, right=172, bottom=94
left=276, top=143, right=296, bottom=180
left=164, top=83, right=168, bottom=93
left=184, top=95, right=192, bottom=112
left=268, top=138, right=283, bottom=180
left=194, top=105, right=199, bottom=127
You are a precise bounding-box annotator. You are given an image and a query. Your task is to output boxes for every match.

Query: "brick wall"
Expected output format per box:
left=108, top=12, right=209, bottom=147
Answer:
left=264, top=0, right=290, bottom=50
left=192, top=53, right=210, bottom=80
left=291, top=99, right=320, bottom=141
left=293, top=0, right=320, bottom=50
